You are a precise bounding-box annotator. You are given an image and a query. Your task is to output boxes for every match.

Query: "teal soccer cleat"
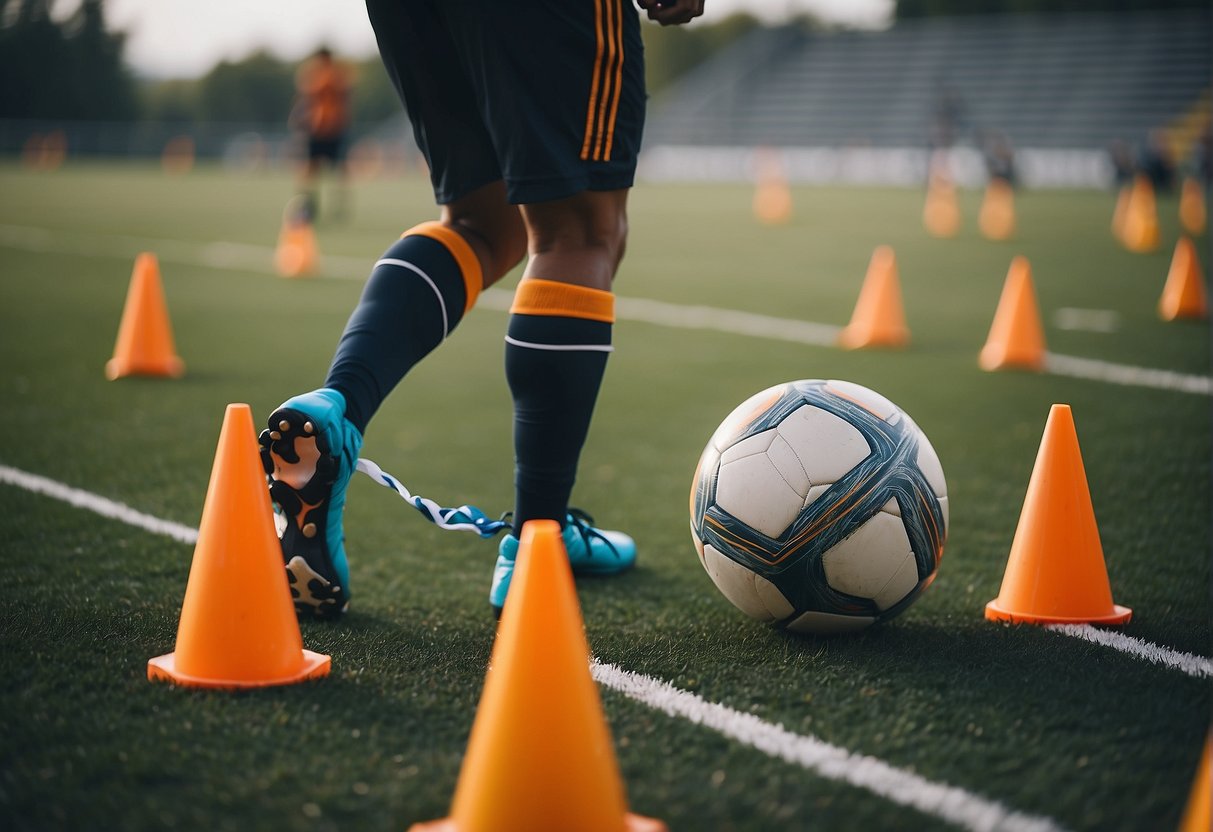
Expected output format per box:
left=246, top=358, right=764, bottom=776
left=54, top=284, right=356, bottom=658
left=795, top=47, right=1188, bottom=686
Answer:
left=259, top=388, right=363, bottom=619
left=489, top=509, right=637, bottom=615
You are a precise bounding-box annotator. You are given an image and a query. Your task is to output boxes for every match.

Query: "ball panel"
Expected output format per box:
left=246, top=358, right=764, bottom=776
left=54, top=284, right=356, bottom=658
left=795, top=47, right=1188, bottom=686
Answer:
left=870, top=549, right=920, bottom=610
left=702, top=544, right=793, bottom=621
left=717, top=435, right=806, bottom=538
left=824, top=379, right=898, bottom=421
left=785, top=610, right=876, bottom=634
left=710, top=385, right=785, bottom=452
left=821, top=512, right=914, bottom=603
left=766, top=433, right=811, bottom=497
left=777, top=404, right=870, bottom=486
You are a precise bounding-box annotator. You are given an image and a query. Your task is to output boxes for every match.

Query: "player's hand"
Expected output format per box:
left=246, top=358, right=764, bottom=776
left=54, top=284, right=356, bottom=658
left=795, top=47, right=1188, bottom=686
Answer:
left=637, top=0, right=704, bottom=27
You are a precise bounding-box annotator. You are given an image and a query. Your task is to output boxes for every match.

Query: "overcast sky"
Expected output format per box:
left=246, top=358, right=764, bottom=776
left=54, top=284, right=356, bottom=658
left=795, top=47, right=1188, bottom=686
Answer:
left=92, top=0, right=893, bottom=79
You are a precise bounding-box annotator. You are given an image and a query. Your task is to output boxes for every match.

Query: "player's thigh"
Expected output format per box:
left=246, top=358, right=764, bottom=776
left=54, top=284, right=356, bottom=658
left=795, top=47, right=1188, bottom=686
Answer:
left=364, top=0, right=501, bottom=204
left=452, top=0, right=647, bottom=205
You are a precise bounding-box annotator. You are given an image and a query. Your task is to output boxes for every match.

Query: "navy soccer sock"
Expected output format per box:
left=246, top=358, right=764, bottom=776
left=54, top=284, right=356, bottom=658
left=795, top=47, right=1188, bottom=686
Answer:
left=324, top=222, right=482, bottom=432
left=505, top=278, right=615, bottom=536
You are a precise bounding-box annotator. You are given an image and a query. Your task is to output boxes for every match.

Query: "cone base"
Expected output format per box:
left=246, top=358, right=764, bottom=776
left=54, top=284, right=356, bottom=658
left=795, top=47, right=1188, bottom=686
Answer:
left=409, top=812, right=667, bottom=832
left=837, top=328, right=909, bottom=350
left=978, top=350, right=1044, bottom=373
left=147, top=648, right=331, bottom=689
left=106, top=356, right=186, bottom=380
left=984, top=599, right=1132, bottom=626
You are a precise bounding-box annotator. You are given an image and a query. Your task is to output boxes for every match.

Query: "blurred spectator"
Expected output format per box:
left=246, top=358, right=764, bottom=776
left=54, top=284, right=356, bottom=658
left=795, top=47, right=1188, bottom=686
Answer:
left=981, top=129, right=1017, bottom=187
left=1106, top=139, right=1136, bottom=188
left=1138, top=129, right=1176, bottom=193
left=289, top=47, right=354, bottom=221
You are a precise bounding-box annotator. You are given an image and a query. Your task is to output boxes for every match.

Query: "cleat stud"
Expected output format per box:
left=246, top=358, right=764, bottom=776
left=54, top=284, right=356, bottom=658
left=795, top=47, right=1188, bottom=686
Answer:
left=302, top=523, right=317, bottom=538
left=279, top=419, right=291, bottom=432
left=303, top=421, right=314, bottom=434
left=270, top=431, right=281, bottom=440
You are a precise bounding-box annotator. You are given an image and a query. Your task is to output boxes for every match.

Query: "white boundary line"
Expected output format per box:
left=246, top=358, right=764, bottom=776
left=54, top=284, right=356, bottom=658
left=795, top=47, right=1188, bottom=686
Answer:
left=1046, top=624, right=1213, bottom=679
left=0, top=464, right=198, bottom=545
left=592, top=662, right=1066, bottom=832
left=4, top=463, right=1210, bottom=830
left=2, top=223, right=1209, bottom=396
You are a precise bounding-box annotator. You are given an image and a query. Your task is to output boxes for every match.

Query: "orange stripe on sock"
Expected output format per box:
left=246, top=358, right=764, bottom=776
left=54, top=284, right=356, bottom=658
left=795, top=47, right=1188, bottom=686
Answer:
left=402, top=221, right=482, bottom=314
left=510, top=278, right=615, bottom=323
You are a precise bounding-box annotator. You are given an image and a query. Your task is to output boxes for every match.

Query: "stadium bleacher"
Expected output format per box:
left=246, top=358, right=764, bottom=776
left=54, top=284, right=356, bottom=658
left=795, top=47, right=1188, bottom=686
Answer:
left=643, top=8, right=1210, bottom=186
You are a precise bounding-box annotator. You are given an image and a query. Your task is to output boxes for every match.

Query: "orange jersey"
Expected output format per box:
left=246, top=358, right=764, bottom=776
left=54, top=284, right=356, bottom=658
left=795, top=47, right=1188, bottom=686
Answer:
left=296, top=58, right=352, bottom=139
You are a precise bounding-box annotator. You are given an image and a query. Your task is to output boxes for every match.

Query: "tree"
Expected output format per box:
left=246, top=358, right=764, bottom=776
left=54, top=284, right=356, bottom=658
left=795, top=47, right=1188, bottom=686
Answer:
left=0, top=0, right=135, bottom=120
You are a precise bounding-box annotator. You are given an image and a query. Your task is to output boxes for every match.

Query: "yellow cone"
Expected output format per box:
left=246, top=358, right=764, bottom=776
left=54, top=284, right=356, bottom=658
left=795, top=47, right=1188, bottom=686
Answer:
left=837, top=246, right=910, bottom=349
left=979, top=256, right=1046, bottom=372
left=410, top=520, right=665, bottom=832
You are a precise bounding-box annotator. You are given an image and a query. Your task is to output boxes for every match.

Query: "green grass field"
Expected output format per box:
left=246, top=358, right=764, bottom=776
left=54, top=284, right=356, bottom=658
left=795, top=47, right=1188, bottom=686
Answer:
left=0, top=162, right=1209, bottom=832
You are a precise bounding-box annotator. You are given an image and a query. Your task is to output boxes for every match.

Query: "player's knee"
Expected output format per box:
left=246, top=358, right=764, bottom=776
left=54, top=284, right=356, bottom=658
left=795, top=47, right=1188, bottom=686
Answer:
left=445, top=213, right=526, bottom=285
left=527, top=199, right=629, bottom=267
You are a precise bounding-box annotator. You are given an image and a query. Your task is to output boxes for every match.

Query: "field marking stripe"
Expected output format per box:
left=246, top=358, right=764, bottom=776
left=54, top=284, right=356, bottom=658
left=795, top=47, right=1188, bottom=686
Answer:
left=1, top=223, right=1209, bottom=395
left=0, top=464, right=199, bottom=545
left=1047, top=624, right=1213, bottom=678
left=592, top=661, right=1067, bottom=832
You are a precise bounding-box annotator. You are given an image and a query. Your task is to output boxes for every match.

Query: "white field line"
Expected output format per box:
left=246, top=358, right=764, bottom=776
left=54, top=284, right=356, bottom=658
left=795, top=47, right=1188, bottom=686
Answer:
left=1046, top=624, right=1213, bottom=679
left=0, top=464, right=198, bottom=545
left=0, top=460, right=1069, bottom=832
left=1, top=223, right=1210, bottom=394
left=592, top=662, right=1066, bottom=832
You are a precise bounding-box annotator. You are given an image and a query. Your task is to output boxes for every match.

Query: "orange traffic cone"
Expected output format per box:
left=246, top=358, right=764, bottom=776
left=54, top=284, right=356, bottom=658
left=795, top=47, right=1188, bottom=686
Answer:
left=148, top=403, right=331, bottom=689
left=1159, top=236, right=1209, bottom=321
left=985, top=404, right=1132, bottom=625
left=979, top=256, right=1046, bottom=372
left=752, top=147, right=793, bottom=225
left=1179, top=731, right=1211, bottom=832
left=274, top=218, right=318, bottom=277
left=1179, top=176, right=1207, bottom=235
left=106, top=253, right=186, bottom=380
left=979, top=178, right=1016, bottom=241
left=1121, top=174, right=1159, bottom=253
left=1111, top=184, right=1131, bottom=244
left=923, top=175, right=961, bottom=238
left=410, top=520, right=665, bottom=832
left=837, top=245, right=910, bottom=349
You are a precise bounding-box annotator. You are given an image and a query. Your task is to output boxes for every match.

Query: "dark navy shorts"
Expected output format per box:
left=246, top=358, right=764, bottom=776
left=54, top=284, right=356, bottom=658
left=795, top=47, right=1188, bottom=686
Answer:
left=365, top=0, right=646, bottom=205
left=307, top=136, right=346, bottom=164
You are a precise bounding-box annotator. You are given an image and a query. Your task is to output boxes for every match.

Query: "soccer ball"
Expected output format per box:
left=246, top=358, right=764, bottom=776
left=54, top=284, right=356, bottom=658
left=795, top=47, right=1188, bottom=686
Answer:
left=690, top=379, right=948, bottom=634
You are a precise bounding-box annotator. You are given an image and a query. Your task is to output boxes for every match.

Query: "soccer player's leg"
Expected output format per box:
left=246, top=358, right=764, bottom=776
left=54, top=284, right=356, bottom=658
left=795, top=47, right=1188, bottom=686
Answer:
left=264, top=187, right=523, bottom=619
left=490, top=189, right=638, bottom=615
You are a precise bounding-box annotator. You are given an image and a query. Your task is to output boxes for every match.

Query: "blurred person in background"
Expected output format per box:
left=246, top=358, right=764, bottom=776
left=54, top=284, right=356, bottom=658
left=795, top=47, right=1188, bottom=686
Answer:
left=289, top=47, right=353, bottom=222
